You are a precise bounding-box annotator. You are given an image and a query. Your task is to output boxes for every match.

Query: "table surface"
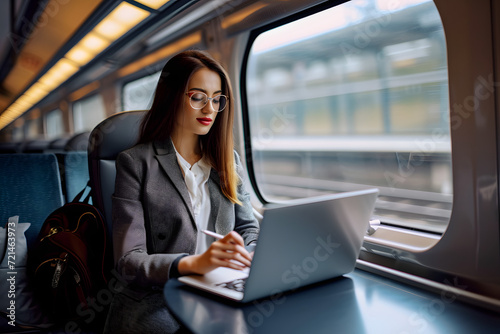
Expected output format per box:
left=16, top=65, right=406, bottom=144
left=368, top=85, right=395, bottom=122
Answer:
left=164, top=268, right=500, bottom=334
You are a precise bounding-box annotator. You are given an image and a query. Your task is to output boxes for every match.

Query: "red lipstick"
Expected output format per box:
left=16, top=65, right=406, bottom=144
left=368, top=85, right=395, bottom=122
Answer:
left=197, top=117, right=212, bottom=126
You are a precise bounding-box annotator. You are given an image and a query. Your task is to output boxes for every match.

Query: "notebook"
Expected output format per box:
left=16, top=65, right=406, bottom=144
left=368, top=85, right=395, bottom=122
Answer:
left=178, top=188, right=379, bottom=303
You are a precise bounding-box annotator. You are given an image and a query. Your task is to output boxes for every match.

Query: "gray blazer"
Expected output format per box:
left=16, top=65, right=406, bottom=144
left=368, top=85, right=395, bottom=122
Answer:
left=112, top=139, right=259, bottom=291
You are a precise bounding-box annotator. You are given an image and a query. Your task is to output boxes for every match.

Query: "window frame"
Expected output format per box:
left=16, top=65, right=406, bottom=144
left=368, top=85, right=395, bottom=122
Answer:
left=238, top=0, right=500, bottom=308
left=240, top=0, right=452, bottom=215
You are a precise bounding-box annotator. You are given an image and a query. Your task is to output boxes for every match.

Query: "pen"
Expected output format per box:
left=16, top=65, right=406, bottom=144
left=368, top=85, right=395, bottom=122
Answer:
left=202, top=229, right=224, bottom=240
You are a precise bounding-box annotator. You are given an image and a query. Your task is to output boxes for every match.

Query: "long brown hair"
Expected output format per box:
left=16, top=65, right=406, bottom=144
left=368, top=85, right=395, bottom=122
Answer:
left=138, top=50, right=241, bottom=205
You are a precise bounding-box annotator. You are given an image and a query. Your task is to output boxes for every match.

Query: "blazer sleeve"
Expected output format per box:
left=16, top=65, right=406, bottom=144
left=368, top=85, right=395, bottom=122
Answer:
left=112, top=149, right=188, bottom=288
left=233, top=151, right=260, bottom=246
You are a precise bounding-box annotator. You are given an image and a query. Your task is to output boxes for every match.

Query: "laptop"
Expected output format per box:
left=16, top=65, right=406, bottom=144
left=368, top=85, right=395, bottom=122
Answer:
left=178, top=188, right=379, bottom=303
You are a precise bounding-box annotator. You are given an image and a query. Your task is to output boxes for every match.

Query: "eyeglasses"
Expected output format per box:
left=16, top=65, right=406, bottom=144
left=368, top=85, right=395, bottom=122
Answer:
left=186, top=91, right=227, bottom=112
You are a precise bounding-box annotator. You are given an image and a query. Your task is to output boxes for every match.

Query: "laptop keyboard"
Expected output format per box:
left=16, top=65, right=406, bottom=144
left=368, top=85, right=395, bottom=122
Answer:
left=215, top=278, right=247, bottom=292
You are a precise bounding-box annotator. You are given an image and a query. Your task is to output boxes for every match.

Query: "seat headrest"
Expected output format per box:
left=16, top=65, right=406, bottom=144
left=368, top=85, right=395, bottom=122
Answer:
left=65, top=131, right=90, bottom=151
left=88, top=110, right=146, bottom=160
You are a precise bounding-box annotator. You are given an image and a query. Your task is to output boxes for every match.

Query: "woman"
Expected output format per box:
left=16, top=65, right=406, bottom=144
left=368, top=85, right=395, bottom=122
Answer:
left=104, top=50, right=260, bottom=333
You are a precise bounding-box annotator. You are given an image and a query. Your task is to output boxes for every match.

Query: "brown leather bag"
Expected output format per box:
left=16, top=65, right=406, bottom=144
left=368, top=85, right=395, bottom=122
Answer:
left=28, top=186, right=112, bottom=325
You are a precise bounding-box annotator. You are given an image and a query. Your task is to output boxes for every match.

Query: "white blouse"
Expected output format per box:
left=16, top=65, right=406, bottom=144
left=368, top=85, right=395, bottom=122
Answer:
left=172, top=144, right=213, bottom=254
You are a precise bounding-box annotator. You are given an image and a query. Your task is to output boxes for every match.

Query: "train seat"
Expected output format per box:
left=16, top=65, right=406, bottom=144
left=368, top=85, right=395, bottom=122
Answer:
left=47, top=136, right=69, bottom=152
left=20, top=139, right=52, bottom=153
left=50, top=132, right=91, bottom=203
left=63, top=151, right=90, bottom=203
left=65, top=131, right=91, bottom=151
left=0, top=141, right=22, bottom=153
left=0, top=153, right=64, bottom=248
left=88, top=111, right=145, bottom=241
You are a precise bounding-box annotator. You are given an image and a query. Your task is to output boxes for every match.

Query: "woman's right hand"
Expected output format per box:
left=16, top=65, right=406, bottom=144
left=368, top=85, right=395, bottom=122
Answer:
left=177, top=231, right=253, bottom=275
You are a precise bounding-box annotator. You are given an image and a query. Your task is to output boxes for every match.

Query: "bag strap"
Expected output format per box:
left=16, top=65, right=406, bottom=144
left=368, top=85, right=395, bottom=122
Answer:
left=72, top=180, right=92, bottom=204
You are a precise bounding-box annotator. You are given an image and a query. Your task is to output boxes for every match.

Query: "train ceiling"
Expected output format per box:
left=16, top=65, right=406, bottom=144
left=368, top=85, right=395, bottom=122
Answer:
left=0, top=0, right=205, bottom=131
left=0, top=0, right=331, bottom=133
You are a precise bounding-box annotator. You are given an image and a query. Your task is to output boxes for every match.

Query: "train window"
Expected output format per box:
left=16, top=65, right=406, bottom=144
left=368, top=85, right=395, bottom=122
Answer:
left=72, top=94, right=106, bottom=133
left=45, top=109, right=64, bottom=139
left=122, top=71, right=161, bottom=111
left=245, top=0, right=451, bottom=233
left=24, top=111, right=42, bottom=140
left=12, top=124, right=23, bottom=142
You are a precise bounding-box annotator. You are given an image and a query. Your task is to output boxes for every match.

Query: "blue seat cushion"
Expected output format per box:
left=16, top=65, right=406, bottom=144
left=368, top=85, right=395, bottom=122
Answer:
left=0, top=154, right=64, bottom=248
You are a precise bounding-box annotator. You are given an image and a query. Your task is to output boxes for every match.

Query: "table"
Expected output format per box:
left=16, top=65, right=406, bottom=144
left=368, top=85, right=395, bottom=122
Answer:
left=164, top=269, right=500, bottom=334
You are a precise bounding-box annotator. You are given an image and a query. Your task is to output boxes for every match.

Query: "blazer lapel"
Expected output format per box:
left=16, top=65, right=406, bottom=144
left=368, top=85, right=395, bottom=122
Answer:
left=153, top=140, right=196, bottom=225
